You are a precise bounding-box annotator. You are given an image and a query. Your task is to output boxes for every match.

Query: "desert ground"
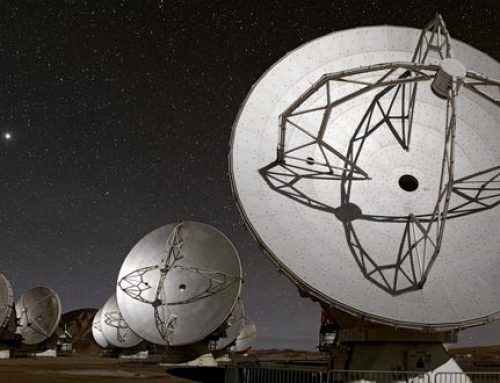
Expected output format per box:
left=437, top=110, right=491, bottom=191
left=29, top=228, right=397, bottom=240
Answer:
left=0, top=355, right=196, bottom=383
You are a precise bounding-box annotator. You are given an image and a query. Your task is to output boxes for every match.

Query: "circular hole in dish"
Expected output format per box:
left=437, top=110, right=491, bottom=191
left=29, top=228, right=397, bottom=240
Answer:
left=398, top=174, right=419, bottom=192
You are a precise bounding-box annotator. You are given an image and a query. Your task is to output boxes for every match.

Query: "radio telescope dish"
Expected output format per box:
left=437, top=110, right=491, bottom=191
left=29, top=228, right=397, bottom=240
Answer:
left=229, top=16, right=500, bottom=331
left=92, top=308, right=109, bottom=348
left=0, top=273, right=14, bottom=337
left=213, top=299, right=244, bottom=351
left=230, top=317, right=257, bottom=353
left=100, top=294, right=142, bottom=348
left=116, top=221, right=242, bottom=346
left=15, top=287, right=61, bottom=345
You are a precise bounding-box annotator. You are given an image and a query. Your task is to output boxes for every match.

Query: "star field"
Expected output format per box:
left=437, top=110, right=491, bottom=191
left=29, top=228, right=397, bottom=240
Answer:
left=0, top=0, right=498, bottom=350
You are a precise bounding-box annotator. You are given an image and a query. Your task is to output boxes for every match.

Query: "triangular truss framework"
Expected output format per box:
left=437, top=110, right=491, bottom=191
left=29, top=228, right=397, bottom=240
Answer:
left=117, top=223, right=241, bottom=343
left=103, top=311, right=134, bottom=344
left=17, top=294, right=57, bottom=340
left=259, top=14, right=500, bottom=295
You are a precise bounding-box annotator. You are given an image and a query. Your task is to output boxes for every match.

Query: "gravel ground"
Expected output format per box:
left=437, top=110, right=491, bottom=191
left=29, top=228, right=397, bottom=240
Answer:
left=0, top=354, right=195, bottom=383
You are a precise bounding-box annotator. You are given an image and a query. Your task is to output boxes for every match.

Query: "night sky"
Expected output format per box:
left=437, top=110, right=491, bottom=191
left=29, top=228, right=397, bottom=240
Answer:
left=0, top=1, right=499, bottom=350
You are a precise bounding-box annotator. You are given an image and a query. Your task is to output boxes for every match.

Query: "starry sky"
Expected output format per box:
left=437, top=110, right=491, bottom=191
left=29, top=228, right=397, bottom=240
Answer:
left=0, top=0, right=499, bottom=351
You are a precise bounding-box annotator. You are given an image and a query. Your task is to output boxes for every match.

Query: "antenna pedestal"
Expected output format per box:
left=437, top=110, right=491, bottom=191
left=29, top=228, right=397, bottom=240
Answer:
left=319, top=303, right=460, bottom=372
left=330, top=342, right=455, bottom=370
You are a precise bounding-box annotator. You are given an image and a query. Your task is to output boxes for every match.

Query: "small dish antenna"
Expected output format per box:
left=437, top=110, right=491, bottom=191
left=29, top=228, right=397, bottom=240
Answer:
left=0, top=273, right=14, bottom=338
left=116, top=221, right=242, bottom=346
left=92, top=307, right=110, bottom=348
left=15, top=286, right=61, bottom=345
left=100, top=294, right=142, bottom=348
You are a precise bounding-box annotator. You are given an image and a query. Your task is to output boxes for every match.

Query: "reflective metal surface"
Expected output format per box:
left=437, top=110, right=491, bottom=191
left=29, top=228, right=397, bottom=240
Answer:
left=15, top=286, right=61, bottom=345
left=116, top=222, right=242, bottom=346
left=100, top=294, right=141, bottom=348
left=0, top=273, right=14, bottom=337
left=92, top=308, right=109, bottom=348
left=229, top=22, right=500, bottom=330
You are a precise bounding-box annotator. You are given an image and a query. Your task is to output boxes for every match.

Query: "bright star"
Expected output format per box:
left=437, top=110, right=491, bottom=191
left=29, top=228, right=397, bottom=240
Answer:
left=4, top=132, right=11, bottom=140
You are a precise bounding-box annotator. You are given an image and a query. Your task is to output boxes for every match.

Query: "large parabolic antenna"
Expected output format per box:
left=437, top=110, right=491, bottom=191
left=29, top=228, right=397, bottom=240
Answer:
left=116, top=222, right=242, bottom=346
left=92, top=308, right=110, bottom=348
left=100, top=294, right=142, bottom=348
left=0, top=273, right=14, bottom=337
left=15, top=287, right=61, bottom=345
left=229, top=15, right=500, bottom=331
